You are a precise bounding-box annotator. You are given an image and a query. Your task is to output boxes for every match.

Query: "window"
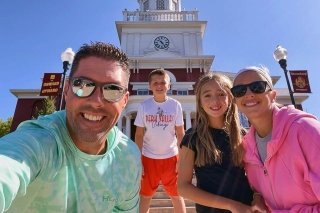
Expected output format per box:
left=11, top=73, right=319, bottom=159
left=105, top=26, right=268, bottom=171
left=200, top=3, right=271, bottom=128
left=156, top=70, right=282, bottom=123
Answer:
left=177, top=90, right=188, bottom=95
left=137, top=89, right=149, bottom=95
left=167, top=90, right=172, bottom=95
left=156, top=0, right=165, bottom=10
left=143, top=0, right=149, bottom=11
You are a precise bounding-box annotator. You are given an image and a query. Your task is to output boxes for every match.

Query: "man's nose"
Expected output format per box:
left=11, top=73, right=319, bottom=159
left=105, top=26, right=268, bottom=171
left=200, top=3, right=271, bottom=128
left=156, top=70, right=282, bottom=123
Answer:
left=88, top=86, right=105, bottom=104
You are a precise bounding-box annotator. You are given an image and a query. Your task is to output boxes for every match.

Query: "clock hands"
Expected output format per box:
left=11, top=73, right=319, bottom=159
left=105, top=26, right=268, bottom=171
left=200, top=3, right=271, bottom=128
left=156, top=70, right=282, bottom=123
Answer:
left=159, top=40, right=165, bottom=46
left=154, top=36, right=169, bottom=50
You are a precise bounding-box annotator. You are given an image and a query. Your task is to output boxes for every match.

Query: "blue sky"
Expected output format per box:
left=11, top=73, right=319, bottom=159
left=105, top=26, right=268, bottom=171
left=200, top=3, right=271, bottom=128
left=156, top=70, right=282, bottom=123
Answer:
left=1, top=0, right=319, bottom=120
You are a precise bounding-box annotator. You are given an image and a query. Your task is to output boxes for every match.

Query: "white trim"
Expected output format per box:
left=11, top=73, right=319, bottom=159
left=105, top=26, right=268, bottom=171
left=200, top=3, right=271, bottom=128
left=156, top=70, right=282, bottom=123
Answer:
left=171, top=82, right=194, bottom=90
left=10, top=89, right=45, bottom=99
left=131, top=82, right=149, bottom=90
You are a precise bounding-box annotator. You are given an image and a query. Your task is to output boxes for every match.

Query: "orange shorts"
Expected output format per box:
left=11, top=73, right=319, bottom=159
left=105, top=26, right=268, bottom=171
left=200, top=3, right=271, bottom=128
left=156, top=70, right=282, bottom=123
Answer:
left=140, top=155, right=178, bottom=197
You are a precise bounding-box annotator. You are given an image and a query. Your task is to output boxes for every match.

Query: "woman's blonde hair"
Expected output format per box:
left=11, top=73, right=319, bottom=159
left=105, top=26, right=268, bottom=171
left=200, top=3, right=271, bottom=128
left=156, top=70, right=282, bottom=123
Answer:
left=190, top=72, right=244, bottom=167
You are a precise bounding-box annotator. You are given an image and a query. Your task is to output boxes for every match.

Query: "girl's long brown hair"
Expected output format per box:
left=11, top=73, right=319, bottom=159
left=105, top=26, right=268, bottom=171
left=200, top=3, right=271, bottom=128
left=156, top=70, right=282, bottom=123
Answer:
left=190, top=72, right=244, bottom=167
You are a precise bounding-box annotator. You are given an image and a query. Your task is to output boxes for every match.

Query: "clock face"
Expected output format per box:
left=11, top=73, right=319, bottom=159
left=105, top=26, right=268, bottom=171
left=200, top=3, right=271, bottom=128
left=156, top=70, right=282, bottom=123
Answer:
left=154, top=36, right=169, bottom=50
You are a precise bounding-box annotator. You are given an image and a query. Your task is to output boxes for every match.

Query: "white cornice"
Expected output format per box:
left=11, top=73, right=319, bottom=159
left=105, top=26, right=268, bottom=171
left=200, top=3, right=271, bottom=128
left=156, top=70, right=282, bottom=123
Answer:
left=116, top=21, right=207, bottom=41
left=129, top=56, right=214, bottom=69
left=10, top=89, right=45, bottom=99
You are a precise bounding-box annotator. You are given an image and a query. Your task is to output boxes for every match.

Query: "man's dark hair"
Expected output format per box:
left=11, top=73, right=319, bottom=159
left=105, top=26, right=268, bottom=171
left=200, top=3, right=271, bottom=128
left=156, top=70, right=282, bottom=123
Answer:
left=69, top=42, right=130, bottom=85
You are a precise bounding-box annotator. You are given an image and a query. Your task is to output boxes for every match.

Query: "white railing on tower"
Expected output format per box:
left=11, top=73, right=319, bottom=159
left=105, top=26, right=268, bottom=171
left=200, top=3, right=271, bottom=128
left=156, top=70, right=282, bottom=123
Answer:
left=122, top=10, right=198, bottom=22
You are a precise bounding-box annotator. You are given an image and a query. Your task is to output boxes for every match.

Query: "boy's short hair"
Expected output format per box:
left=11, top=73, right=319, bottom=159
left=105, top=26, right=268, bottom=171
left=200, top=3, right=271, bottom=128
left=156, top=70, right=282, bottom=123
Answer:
left=148, top=69, right=170, bottom=83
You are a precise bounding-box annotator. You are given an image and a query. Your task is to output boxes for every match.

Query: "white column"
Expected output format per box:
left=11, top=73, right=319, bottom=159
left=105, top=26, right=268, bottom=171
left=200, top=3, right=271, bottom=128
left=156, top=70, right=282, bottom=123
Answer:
left=136, top=60, right=140, bottom=74
left=117, top=116, right=123, bottom=131
left=125, top=115, right=132, bottom=138
left=185, top=110, right=192, bottom=130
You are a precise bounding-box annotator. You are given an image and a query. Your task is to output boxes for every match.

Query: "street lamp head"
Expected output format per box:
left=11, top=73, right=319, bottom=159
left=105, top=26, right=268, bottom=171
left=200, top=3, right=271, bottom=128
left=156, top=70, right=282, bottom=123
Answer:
left=61, top=47, right=75, bottom=72
left=274, top=45, right=288, bottom=70
left=61, top=48, right=75, bottom=64
left=273, top=45, right=287, bottom=62
left=273, top=45, right=295, bottom=106
left=59, top=47, right=75, bottom=110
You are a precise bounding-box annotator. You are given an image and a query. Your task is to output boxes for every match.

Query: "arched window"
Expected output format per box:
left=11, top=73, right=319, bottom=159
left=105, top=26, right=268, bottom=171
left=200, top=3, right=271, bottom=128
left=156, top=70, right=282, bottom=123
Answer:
left=143, top=0, right=149, bottom=11
left=156, top=0, right=165, bottom=10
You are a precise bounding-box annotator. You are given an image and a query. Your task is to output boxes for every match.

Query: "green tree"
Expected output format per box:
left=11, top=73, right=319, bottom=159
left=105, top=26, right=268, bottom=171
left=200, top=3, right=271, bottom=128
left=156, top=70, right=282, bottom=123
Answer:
left=33, top=96, right=57, bottom=119
left=0, top=117, right=13, bottom=137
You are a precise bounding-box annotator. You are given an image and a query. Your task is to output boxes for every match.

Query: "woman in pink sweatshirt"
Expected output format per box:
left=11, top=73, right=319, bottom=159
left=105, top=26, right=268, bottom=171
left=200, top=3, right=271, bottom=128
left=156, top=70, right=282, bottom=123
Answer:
left=231, top=65, right=320, bottom=212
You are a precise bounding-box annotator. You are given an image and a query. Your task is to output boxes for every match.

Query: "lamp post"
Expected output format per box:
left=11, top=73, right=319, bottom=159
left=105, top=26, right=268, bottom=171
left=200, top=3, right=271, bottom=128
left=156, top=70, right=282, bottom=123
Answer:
left=59, top=47, right=75, bottom=110
left=273, top=45, right=296, bottom=106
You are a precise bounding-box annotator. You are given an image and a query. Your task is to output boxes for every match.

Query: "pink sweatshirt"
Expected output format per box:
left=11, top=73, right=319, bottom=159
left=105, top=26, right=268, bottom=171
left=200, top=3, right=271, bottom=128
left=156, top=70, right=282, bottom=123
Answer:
left=243, top=105, right=320, bottom=212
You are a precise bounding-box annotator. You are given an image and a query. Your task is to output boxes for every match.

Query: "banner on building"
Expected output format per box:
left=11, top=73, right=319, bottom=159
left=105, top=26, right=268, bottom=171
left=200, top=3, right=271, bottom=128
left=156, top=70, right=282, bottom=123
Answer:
left=40, top=73, right=62, bottom=96
left=289, top=70, right=311, bottom=93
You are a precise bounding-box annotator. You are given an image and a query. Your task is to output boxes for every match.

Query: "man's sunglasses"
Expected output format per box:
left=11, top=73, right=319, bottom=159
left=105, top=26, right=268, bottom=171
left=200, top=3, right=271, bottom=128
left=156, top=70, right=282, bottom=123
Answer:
left=70, top=77, right=127, bottom=102
left=231, top=81, right=270, bottom=98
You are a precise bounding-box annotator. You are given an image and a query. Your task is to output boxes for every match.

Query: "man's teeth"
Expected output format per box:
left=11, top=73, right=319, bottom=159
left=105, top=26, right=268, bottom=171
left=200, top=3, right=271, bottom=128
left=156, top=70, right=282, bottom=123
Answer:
left=83, top=113, right=103, bottom=121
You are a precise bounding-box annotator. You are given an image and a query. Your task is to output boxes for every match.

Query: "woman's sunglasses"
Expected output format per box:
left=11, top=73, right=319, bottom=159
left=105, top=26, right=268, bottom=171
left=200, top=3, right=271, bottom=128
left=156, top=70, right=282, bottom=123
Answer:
left=231, top=81, right=269, bottom=98
left=70, top=77, right=127, bottom=102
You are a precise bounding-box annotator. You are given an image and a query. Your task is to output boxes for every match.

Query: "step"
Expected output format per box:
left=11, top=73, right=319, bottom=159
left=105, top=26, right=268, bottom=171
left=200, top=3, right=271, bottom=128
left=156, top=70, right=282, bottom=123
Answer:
left=153, top=191, right=169, bottom=199
left=150, top=198, right=195, bottom=207
left=149, top=178, right=197, bottom=212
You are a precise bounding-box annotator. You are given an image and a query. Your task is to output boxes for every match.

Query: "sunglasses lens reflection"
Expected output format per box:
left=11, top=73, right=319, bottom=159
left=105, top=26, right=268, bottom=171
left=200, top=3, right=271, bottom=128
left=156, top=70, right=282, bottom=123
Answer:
left=72, top=78, right=95, bottom=97
left=103, top=84, right=125, bottom=102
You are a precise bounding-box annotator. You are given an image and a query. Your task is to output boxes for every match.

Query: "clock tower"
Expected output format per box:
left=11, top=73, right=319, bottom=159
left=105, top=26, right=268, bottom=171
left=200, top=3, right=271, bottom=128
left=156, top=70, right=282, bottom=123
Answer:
left=115, top=0, right=214, bottom=138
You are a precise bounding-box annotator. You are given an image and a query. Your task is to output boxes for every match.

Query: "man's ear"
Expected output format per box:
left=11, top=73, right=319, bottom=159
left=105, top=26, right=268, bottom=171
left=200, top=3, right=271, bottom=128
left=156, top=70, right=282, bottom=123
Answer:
left=122, top=91, right=129, bottom=109
left=63, top=79, right=70, bottom=97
